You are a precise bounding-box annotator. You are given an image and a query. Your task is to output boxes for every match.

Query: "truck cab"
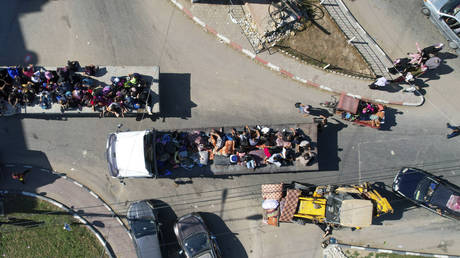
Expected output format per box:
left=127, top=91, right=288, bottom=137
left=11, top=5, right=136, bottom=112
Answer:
left=106, top=130, right=156, bottom=178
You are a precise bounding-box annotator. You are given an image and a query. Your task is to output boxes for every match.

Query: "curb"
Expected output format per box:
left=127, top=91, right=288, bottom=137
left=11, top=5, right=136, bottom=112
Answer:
left=331, top=243, right=460, bottom=258
left=168, top=0, right=425, bottom=107
left=0, top=189, right=115, bottom=258
left=1, top=164, right=134, bottom=257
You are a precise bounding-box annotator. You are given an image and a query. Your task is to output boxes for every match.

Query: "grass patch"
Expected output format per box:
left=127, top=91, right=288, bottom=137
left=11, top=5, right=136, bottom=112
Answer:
left=345, top=249, right=423, bottom=258
left=0, top=196, right=107, bottom=258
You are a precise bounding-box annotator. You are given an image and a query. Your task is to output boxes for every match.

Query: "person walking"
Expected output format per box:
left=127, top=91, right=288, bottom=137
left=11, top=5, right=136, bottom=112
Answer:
left=295, top=102, right=311, bottom=117
left=447, top=123, right=460, bottom=139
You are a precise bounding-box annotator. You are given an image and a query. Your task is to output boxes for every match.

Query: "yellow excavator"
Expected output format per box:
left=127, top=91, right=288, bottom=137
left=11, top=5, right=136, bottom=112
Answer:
left=262, top=182, right=393, bottom=228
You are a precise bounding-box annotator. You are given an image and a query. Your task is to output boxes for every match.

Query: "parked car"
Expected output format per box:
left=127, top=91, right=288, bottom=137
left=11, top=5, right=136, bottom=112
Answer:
left=127, top=201, right=163, bottom=258
left=422, top=0, right=460, bottom=52
left=174, top=213, right=222, bottom=258
left=392, top=167, right=460, bottom=219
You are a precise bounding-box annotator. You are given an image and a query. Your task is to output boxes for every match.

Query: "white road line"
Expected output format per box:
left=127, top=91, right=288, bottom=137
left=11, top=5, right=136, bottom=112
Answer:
left=242, top=49, right=256, bottom=59
left=267, top=63, right=280, bottom=71
left=293, top=76, right=307, bottom=84
left=89, top=191, right=99, bottom=199
left=192, top=17, right=206, bottom=28
left=103, top=203, right=112, bottom=211
left=216, top=34, right=230, bottom=44
left=116, top=217, right=124, bottom=226
left=319, top=85, right=333, bottom=92
left=73, top=181, right=83, bottom=187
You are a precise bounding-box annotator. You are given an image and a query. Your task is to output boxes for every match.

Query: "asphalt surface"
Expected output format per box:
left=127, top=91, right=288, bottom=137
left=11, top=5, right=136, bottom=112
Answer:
left=0, top=0, right=459, bottom=257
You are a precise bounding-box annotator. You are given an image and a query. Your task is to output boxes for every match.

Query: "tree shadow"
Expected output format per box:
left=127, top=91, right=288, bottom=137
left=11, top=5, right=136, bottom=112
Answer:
left=159, top=73, right=197, bottom=120
left=317, top=118, right=347, bottom=171
left=199, top=212, right=248, bottom=258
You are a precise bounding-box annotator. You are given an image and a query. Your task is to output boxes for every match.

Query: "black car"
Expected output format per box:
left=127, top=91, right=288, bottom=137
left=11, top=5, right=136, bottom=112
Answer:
left=174, top=213, right=222, bottom=258
left=127, top=201, right=163, bottom=258
left=392, top=167, right=460, bottom=219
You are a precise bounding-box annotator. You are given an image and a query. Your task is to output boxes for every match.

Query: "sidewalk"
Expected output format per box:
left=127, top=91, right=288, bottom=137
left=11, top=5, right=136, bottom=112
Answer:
left=0, top=164, right=136, bottom=258
left=168, top=0, right=424, bottom=106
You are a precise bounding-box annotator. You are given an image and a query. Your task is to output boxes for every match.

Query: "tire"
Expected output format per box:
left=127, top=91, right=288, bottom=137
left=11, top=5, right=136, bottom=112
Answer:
left=421, top=7, right=430, bottom=16
left=448, top=41, right=458, bottom=49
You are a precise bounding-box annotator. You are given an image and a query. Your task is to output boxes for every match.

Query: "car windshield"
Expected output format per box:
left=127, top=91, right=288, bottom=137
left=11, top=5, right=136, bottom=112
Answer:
left=106, top=134, right=119, bottom=177
left=415, top=178, right=439, bottom=202
left=441, top=0, right=460, bottom=15
left=132, top=220, right=157, bottom=238
left=184, top=233, right=210, bottom=257
left=144, top=132, right=154, bottom=175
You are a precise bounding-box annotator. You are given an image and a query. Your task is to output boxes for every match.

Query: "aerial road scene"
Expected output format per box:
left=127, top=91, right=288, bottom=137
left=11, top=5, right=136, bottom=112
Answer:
left=0, top=0, right=459, bottom=257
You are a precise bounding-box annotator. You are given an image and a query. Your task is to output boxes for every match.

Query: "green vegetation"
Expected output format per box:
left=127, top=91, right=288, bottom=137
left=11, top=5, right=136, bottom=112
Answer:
left=0, top=196, right=107, bottom=258
left=345, top=249, right=423, bottom=258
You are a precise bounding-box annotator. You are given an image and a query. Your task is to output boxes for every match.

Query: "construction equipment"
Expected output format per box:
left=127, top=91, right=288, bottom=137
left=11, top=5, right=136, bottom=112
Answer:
left=261, top=182, right=393, bottom=228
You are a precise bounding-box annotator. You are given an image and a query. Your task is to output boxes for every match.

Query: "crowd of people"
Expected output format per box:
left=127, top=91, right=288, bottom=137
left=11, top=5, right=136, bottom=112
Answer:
left=0, top=61, right=152, bottom=117
left=155, top=125, right=317, bottom=174
left=389, top=43, right=443, bottom=83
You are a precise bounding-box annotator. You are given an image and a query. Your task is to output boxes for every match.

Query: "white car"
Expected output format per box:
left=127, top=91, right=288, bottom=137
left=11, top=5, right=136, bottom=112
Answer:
left=422, top=0, right=460, bottom=52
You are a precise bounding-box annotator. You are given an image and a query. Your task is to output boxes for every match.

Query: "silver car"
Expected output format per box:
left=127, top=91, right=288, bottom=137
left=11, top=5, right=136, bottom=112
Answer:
left=422, top=0, right=460, bottom=52
left=127, top=201, right=163, bottom=258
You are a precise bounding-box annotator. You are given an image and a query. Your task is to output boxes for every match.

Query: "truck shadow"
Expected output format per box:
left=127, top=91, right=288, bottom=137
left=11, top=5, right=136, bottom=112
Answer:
left=159, top=73, right=197, bottom=120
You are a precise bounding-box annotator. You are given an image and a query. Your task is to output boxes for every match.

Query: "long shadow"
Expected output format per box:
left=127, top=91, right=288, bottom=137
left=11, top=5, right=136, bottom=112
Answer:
left=0, top=1, right=45, bottom=65
left=199, top=212, right=248, bottom=258
left=379, top=107, right=403, bottom=131
left=317, top=118, right=347, bottom=171
left=418, top=61, right=454, bottom=83
left=149, top=199, right=181, bottom=258
left=371, top=182, right=416, bottom=224
left=159, top=73, right=196, bottom=120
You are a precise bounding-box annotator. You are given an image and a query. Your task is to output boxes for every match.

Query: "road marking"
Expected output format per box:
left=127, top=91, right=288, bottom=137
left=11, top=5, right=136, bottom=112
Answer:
left=89, top=191, right=99, bottom=199
left=192, top=16, right=206, bottom=28
left=242, top=48, right=256, bottom=59
left=216, top=34, right=230, bottom=44
left=267, top=63, right=280, bottom=71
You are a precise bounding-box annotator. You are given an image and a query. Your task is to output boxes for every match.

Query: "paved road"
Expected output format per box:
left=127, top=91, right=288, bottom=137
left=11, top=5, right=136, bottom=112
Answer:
left=0, top=0, right=459, bottom=257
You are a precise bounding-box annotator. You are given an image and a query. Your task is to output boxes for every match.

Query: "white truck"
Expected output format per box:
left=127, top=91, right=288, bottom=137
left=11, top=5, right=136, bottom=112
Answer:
left=106, top=123, right=319, bottom=179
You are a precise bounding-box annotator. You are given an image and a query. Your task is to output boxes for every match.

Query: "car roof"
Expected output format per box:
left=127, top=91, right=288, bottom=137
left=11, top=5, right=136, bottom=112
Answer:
left=176, top=213, right=208, bottom=241
left=127, top=201, right=156, bottom=220
left=127, top=201, right=162, bottom=258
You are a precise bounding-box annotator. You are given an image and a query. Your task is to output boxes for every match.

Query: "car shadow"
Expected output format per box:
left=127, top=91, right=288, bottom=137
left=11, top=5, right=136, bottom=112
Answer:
left=149, top=199, right=181, bottom=258
left=199, top=212, right=248, bottom=258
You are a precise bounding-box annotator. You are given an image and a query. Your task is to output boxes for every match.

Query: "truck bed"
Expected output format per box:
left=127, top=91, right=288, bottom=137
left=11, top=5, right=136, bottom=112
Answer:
left=154, top=123, right=319, bottom=177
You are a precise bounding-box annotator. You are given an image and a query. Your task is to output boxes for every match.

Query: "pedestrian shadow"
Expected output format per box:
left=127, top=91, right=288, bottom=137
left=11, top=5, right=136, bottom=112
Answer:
left=317, top=118, right=347, bottom=171
left=199, top=212, right=248, bottom=258
left=372, top=82, right=403, bottom=93
left=418, top=61, right=454, bottom=83
left=379, top=107, right=403, bottom=131
left=159, top=73, right=197, bottom=121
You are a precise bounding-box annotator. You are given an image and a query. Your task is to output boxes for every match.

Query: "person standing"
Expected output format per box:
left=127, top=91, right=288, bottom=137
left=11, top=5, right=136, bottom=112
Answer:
left=447, top=123, right=460, bottom=139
